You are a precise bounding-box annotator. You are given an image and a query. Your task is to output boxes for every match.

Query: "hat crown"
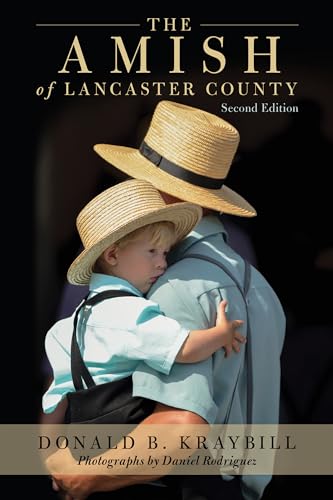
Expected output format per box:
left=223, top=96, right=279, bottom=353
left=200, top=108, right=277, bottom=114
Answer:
left=77, top=179, right=166, bottom=250
left=144, top=101, right=240, bottom=180
left=93, top=100, right=256, bottom=218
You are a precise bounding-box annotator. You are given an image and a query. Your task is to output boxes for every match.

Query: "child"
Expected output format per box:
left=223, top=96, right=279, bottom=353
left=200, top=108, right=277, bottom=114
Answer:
left=42, top=179, right=245, bottom=418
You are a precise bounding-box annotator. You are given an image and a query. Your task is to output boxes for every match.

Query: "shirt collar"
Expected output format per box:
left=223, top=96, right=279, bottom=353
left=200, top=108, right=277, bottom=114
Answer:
left=168, top=214, right=229, bottom=263
left=89, top=273, right=143, bottom=297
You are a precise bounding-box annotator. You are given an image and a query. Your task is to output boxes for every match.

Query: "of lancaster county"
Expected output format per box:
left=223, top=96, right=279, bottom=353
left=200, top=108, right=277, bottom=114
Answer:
left=61, top=80, right=297, bottom=98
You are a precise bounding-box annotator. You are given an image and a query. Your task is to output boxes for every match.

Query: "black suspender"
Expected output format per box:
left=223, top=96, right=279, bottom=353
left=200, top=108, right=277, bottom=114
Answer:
left=71, top=290, right=136, bottom=391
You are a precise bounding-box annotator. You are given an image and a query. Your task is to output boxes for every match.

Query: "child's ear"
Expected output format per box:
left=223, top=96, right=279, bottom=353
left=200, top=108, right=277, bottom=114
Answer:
left=103, top=244, right=118, bottom=265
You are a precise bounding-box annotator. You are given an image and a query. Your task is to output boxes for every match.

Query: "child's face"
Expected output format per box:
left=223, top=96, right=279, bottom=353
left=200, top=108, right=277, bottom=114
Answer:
left=112, top=233, right=170, bottom=293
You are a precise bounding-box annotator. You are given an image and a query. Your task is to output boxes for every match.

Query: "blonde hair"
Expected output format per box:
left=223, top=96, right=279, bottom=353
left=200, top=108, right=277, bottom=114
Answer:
left=93, top=221, right=176, bottom=273
left=117, top=221, right=176, bottom=249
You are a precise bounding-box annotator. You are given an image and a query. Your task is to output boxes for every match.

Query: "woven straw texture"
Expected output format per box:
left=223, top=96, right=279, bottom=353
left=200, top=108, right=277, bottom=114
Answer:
left=94, top=101, right=256, bottom=217
left=67, top=179, right=202, bottom=285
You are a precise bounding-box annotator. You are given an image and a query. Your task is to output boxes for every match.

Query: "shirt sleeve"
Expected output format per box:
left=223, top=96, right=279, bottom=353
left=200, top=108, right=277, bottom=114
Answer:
left=42, top=318, right=73, bottom=413
left=132, top=280, right=218, bottom=423
left=127, top=300, right=189, bottom=375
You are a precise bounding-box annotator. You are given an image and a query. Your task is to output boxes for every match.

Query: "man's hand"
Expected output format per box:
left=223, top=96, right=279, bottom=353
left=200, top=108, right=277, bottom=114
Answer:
left=50, top=472, right=151, bottom=499
left=51, top=474, right=98, bottom=500
left=46, top=447, right=92, bottom=499
left=46, top=404, right=206, bottom=498
left=46, top=446, right=77, bottom=475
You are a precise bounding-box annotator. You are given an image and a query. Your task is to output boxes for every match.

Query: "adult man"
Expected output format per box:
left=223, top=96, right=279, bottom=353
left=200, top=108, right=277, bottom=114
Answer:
left=48, top=101, right=285, bottom=500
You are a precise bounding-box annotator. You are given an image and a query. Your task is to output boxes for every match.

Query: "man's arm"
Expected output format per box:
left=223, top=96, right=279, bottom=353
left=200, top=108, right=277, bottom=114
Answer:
left=47, top=403, right=206, bottom=499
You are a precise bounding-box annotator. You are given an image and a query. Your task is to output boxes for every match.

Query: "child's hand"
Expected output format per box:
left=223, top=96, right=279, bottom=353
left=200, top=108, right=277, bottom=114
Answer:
left=216, top=300, right=246, bottom=357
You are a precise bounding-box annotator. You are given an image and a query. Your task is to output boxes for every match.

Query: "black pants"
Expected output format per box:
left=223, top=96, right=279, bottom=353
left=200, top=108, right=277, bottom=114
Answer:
left=88, top=482, right=181, bottom=499
left=182, top=475, right=243, bottom=500
left=88, top=476, right=242, bottom=500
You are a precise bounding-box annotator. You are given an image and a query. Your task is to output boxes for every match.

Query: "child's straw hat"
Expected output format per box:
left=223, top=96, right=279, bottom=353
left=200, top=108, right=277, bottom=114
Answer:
left=67, top=179, right=202, bottom=285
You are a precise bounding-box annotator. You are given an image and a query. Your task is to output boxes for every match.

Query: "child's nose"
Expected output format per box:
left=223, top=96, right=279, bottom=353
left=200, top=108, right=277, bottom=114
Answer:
left=156, top=255, right=167, bottom=270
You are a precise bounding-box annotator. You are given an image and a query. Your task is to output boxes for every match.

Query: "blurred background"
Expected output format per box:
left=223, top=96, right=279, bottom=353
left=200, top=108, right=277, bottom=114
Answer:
left=3, top=8, right=332, bottom=499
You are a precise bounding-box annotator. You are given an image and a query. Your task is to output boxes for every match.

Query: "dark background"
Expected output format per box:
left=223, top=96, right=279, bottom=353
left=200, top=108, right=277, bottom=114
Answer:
left=3, top=7, right=332, bottom=498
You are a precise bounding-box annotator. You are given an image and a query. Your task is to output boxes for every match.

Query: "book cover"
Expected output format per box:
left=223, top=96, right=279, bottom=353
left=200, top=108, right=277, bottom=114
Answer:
left=4, top=8, right=332, bottom=499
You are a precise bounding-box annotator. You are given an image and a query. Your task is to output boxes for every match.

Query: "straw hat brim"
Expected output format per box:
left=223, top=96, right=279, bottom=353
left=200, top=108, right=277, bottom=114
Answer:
left=67, top=202, right=202, bottom=285
left=94, top=144, right=257, bottom=217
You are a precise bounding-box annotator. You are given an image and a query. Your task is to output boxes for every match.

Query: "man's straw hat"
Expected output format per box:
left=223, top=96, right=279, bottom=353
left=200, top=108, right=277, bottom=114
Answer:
left=67, top=179, right=202, bottom=285
left=94, top=101, right=256, bottom=217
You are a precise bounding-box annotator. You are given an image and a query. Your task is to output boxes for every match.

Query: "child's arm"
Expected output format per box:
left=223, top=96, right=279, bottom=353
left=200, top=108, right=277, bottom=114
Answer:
left=176, top=300, right=245, bottom=363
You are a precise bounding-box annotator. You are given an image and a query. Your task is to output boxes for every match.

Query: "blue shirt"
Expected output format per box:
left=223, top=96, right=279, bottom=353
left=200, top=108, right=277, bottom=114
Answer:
left=42, top=274, right=189, bottom=413
left=132, top=215, right=286, bottom=499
